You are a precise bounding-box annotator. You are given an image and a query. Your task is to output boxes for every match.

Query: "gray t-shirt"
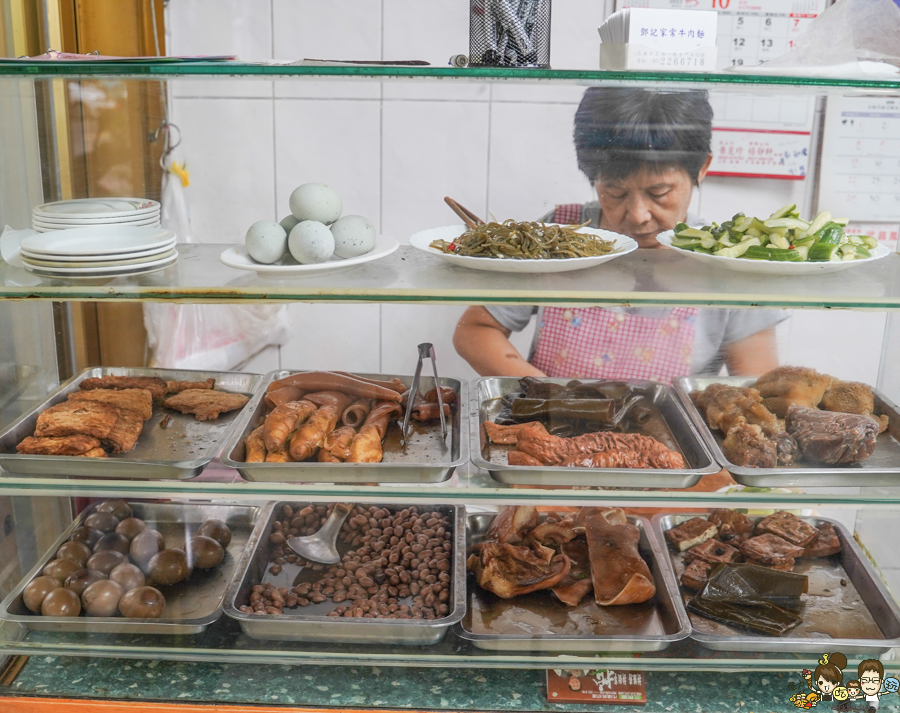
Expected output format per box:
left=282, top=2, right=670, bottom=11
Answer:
left=485, top=202, right=788, bottom=376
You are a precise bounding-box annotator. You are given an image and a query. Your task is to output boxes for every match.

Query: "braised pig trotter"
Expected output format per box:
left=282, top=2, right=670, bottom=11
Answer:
left=785, top=404, right=879, bottom=464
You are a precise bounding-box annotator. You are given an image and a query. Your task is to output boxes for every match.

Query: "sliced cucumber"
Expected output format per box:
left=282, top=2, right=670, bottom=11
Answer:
left=769, top=233, right=791, bottom=250
left=768, top=203, right=797, bottom=220
left=715, top=238, right=761, bottom=259
left=807, top=210, right=831, bottom=236
left=764, top=217, right=810, bottom=230
left=676, top=228, right=713, bottom=240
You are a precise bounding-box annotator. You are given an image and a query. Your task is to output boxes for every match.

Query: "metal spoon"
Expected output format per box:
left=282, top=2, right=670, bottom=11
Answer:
left=286, top=503, right=353, bottom=565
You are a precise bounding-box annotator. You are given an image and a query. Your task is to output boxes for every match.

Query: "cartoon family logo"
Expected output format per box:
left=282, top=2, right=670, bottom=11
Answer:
left=788, top=653, right=900, bottom=711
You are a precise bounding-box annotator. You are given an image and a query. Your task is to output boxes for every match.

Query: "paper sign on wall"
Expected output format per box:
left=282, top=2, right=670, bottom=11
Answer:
left=708, top=128, right=809, bottom=179
left=819, top=96, right=900, bottom=222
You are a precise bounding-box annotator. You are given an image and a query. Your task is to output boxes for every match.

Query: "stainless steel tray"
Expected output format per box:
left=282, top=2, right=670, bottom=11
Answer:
left=652, top=512, right=900, bottom=654
left=221, top=371, right=468, bottom=483
left=674, top=376, right=900, bottom=487
left=0, top=500, right=261, bottom=634
left=0, top=367, right=263, bottom=480
left=471, top=377, right=718, bottom=487
left=224, top=501, right=465, bottom=644
left=455, top=510, right=690, bottom=652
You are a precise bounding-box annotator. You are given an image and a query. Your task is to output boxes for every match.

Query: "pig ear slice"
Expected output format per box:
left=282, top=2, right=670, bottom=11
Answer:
left=584, top=514, right=656, bottom=606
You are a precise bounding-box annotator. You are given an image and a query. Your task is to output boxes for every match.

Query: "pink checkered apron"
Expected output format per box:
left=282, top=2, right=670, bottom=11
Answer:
left=530, top=204, right=698, bottom=381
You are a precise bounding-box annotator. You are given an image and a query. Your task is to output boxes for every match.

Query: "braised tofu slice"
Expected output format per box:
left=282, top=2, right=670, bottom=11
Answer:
left=664, top=517, right=717, bottom=552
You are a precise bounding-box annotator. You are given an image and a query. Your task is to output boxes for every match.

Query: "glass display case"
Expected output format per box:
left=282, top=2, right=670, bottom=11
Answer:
left=2, top=41, right=900, bottom=709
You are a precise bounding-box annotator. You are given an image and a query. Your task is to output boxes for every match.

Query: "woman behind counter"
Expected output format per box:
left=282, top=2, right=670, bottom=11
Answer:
left=454, top=87, right=786, bottom=381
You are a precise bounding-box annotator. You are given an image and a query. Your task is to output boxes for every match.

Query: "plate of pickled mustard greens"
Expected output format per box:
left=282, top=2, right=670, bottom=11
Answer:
left=656, top=204, right=890, bottom=275
left=408, top=221, right=638, bottom=273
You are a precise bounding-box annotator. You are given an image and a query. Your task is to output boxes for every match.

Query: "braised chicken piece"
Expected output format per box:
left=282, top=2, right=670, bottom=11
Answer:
left=785, top=404, right=879, bottom=464
left=483, top=420, right=546, bottom=445
left=467, top=541, right=570, bottom=599
left=721, top=423, right=777, bottom=468
left=754, top=366, right=834, bottom=418
left=821, top=381, right=889, bottom=433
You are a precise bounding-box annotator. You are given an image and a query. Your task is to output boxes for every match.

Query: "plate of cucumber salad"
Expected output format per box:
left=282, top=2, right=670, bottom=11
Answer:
left=656, top=204, right=891, bottom=275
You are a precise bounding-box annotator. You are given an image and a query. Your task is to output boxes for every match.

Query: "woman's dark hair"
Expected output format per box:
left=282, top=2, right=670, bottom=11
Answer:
left=815, top=652, right=848, bottom=686
left=573, top=87, right=713, bottom=184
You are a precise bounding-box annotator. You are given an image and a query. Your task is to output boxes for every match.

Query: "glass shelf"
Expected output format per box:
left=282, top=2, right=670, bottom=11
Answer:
left=1, top=617, right=897, bottom=673
left=3, top=245, right=900, bottom=308
left=0, top=464, right=897, bottom=507
left=2, top=62, right=900, bottom=94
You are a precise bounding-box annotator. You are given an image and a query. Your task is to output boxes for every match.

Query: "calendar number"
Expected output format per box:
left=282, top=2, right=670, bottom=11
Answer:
left=711, top=0, right=730, bottom=7
left=734, top=37, right=745, bottom=47
left=761, top=39, right=773, bottom=48
left=731, top=58, right=744, bottom=66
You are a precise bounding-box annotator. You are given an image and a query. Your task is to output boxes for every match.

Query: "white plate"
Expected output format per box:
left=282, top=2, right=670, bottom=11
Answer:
left=24, top=251, right=178, bottom=276
left=219, top=235, right=399, bottom=277
left=656, top=230, right=892, bottom=275
left=21, top=247, right=177, bottom=269
left=33, top=219, right=161, bottom=232
left=408, top=224, right=638, bottom=273
left=32, top=212, right=160, bottom=226
left=21, top=226, right=176, bottom=257
left=20, top=241, right=174, bottom=263
left=32, top=198, right=159, bottom=220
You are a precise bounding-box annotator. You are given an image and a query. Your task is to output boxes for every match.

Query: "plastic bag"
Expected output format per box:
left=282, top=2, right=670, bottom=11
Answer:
left=144, top=170, right=292, bottom=371
left=760, top=0, right=900, bottom=70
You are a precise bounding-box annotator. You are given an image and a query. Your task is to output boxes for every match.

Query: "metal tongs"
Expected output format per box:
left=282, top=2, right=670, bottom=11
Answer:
left=401, top=342, right=449, bottom=448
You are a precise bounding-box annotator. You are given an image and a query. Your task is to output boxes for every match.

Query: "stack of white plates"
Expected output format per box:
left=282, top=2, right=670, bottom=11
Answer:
left=32, top=198, right=160, bottom=233
left=19, top=226, right=178, bottom=278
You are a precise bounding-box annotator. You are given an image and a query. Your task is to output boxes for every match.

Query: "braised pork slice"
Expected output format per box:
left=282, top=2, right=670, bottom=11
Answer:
left=707, top=509, right=754, bottom=545
left=683, top=539, right=742, bottom=565
left=467, top=542, right=570, bottom=599
left=755, top=511, right=818, bottom=547
left=785, top=404, right=879, bottom=464
left=527, top=519, right=577, bottom=546
left=584, top=514, right=656, bottom=606
left=739, top=534, right=804, bottom=565
left=800, top=523, right=842, bottom=558
left=550, top=538, right=593, bottom=607
left=681, top=560, right=713, bottom=591
left=482, top=506, right=539, bottom=546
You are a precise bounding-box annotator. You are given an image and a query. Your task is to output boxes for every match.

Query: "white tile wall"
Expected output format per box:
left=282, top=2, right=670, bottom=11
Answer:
left=381, top=100, right=490, bottom=240
left=165, top=2, right=888, bottom=382
left=167, top=0, right=274, bottom=98
left=272, top=0, right=381, bottom=100
left=170, top=98, right=276, bottom=243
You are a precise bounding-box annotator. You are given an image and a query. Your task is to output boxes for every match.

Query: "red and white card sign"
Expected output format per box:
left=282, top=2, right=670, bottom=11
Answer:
left=547, top=669, right=647, bottom=705
left=709, top=127, right=810, bottom=179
